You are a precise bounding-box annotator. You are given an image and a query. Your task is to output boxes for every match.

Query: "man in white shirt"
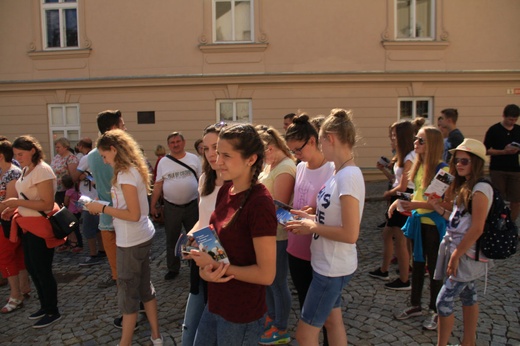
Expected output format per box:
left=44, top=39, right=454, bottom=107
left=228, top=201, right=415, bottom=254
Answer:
left=151, top=132, right=201, bottom=280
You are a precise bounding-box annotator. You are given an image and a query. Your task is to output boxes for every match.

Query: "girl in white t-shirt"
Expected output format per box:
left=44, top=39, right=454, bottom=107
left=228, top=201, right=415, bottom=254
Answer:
left=181, top=122, right=224, bottom=346
left=87, top=130, right=162, bottom=346
left=430, top=139, right=493, bottom=346
left=286, top=109, right=365, bottom=346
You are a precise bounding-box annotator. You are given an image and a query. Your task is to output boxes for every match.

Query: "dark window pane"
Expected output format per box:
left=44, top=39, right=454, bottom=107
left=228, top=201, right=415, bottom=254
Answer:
left=137, top=111, right=155, bottom=124
left=44, top=0, right=59, bottom=3
left=65, top=9, right=78, bottom=47
left=46, top=10, right=60, bottom=47
left=416, top=101, right=429, bottom=117
left=215, top=2, right=232, bottom=41
left=64, top=0, right=77, bottom=2
left=400, top=101, right=412, bottom=118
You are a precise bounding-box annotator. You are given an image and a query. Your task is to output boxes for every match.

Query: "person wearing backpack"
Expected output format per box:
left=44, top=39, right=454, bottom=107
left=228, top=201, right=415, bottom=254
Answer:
left=430, top=138, right=494, bottom=346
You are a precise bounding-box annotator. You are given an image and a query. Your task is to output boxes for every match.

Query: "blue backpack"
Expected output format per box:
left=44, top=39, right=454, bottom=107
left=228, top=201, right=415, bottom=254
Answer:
left=469, top=179, right=518, bottom=261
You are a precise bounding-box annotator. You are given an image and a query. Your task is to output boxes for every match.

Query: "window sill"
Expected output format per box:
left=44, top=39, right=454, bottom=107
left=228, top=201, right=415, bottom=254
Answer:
left=382, top=41, right=450, bottom=51
left=199, top=43, right=268, bottom=54
left=27, top=48, right=91, bottom=60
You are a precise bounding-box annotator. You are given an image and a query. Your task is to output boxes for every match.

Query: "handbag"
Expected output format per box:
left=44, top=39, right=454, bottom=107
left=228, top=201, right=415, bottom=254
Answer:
left=0, top=217, right=11, bottom=239
left=20, top=193, right=79, bottom=239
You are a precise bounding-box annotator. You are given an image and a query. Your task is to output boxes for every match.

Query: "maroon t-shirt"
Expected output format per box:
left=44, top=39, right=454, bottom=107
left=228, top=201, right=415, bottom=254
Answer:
left=207, top=182, right=277, bottom=323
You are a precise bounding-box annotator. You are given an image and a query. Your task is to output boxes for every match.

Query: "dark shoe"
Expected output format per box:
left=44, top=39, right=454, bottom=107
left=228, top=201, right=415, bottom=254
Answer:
left=32, top=313, right=61, bottom=329
left=79, top=256, right=103, bottom=267
left=97, top=251, right=107, bottom=258
left=28, top=308, right=46, bottom=320
left=368, top=268, right=389, bottom=281
left=97, top=275, right=116, bottom=288
left=113, top=316, right=139, bottom=330
left=395, top=306, right=422, bottom=320
left=164, top=271, right=178, bottom=280
left=385, top=278, right=411, bottom=291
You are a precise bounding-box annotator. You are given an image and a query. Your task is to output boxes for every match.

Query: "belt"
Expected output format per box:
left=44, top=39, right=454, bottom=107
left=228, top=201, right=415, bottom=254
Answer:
left=165, top=199, right=197, bottom=208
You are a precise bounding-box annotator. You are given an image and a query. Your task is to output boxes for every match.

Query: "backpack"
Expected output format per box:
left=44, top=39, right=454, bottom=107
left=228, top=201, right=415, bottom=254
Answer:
left=469, top=179, right=518, bottom=261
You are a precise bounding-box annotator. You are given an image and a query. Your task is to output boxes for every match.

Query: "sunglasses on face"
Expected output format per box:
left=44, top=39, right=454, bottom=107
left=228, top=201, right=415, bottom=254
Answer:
left=454, top=158, right=471, bottom=166
left=289, top=138, right=309, bottom=155
left=414, top=136, right=425, bottom=145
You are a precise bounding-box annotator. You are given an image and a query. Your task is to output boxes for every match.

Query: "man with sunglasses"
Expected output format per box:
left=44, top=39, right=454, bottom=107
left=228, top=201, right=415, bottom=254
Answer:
left=150, top=132, right=201, bottom=280
left=484, top=104, right=520, bottom=222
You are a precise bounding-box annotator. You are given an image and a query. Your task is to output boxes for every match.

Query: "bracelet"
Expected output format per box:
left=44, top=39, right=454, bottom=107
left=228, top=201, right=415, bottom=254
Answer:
left=102, top=205, right=107, bottom=214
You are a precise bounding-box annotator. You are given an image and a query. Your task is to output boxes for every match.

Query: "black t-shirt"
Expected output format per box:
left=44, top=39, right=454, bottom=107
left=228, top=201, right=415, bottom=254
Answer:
left=445, top=128, right=464, bottom=162
left=483, top=122, right=520, bottom=172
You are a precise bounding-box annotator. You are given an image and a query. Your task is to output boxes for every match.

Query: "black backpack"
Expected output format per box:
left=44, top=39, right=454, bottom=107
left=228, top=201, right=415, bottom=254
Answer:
left=469, top=179, right=518, bottom=261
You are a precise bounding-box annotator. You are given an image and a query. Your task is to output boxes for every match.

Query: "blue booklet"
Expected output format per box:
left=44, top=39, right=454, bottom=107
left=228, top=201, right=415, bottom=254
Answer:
left=274, top=200, right=298, bottom=225
left=178, top=225, right=230, bottom=264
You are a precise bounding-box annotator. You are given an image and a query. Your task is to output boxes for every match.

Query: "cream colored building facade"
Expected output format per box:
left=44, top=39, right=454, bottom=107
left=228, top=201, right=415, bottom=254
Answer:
left=1, top=0, right=519, bottom=178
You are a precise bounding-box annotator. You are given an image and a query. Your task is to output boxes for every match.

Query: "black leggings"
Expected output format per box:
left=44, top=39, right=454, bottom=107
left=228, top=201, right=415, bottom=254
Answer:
left=411, top=224, right=443, bottom=312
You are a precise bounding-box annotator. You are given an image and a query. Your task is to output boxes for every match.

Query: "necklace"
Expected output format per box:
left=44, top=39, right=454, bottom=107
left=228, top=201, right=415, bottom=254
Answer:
left=336, top=155, right=354, bottom=172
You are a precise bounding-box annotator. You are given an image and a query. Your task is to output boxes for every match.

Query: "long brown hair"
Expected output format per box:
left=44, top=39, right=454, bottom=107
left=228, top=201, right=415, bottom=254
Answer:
left=447, top=152, right=485, bottom=209
left=394, top=121, right=415, bottom=167
left=200, top=123, right=223, bottom=197
left=409, top=126, right=444, bottom=189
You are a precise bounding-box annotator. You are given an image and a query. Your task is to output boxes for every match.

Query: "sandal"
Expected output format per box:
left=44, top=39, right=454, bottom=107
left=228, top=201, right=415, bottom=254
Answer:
left=1, top=297, right=23, bottom=313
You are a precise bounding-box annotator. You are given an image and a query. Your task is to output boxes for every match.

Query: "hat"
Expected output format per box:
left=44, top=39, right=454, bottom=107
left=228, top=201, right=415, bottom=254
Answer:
left=449, top=138, right=486, bottom=162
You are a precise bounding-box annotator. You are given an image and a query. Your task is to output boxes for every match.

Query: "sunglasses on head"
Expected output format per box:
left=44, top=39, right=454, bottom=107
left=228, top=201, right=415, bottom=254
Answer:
left=414, top=136, right=425, bottom=145
left=454, top=157, right=471, bottom=166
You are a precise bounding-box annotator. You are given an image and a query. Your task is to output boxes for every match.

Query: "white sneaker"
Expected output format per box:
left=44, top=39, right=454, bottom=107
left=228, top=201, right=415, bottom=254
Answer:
left=150, top=335, right=163, bottom=346
left=422, top=310, right=438, bottom=330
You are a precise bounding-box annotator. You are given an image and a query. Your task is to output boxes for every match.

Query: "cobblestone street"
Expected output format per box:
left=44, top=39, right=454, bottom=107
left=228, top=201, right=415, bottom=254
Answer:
left=1, top=181, right=519, bottom=345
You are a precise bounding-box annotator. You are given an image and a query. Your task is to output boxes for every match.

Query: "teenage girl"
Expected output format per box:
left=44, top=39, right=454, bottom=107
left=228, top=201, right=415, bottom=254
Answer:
left=389, top=126, right=451, bottom=331
left=190, top=124, right=277, bottom=346
left=87, top=129, right=162, bottom=346
left=369, top=120, right=416, bottom=290
left=181, top=122, right=225, bottom=346
left=286, top=108, right=365, bottom=346
left=432, top=139, right=494, bottom=346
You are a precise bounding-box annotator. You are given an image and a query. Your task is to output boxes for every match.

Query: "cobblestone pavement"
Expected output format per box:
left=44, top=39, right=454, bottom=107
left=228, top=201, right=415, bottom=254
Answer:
left=1, top=181, right=519, bottom=345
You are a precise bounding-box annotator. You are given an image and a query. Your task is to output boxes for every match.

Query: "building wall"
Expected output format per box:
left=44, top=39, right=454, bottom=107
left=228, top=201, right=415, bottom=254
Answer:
left=1, top=0, right=519, bottom=176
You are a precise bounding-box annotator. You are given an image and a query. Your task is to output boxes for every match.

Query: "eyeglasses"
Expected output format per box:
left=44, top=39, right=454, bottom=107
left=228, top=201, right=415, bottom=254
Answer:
left=454, top=158, right=471, bottom=166
left=414, top=136, right=425, bottom=145
left=289, top=138, right=309, bottom=155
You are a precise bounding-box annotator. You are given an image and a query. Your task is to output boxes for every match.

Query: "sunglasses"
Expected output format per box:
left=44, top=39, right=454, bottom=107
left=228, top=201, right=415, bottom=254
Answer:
left=454, top=157, right=471, bottom=166
left=204, top=121, right=228, bottom=133
left=289, top=138, right=309, bottom=155
left=414, top=136, right=425, bottom=145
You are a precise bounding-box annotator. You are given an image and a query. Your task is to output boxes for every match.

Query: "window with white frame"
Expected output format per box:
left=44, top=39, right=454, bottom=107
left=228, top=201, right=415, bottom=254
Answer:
left=396, top=0, right=434, bottom=39
left=41, top=0, right=79, bottom=49
left=217, top=100, right=252, bottom=123
left=398, top=98, right=432, bottom=122
left=213, top=0, right=253, bottom=43
left=49, top=104, right=81, bottom=156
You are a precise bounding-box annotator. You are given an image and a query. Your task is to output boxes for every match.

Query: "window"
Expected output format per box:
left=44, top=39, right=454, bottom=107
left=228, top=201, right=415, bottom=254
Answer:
left=213, top=0, right=253, bottom=43
left=398, top=98, right=432, bottom=122
left=217, top=100, right=252, bottom=123
left=48, top=104, right=80, bottom=156
left=41, top=0, right=79, bottom=49
left=396, top=0, right=434, bottom=39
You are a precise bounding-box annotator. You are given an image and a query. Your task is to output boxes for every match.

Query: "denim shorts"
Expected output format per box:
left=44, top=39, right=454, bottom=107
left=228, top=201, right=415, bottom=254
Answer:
left=193, top=306, right=265, bottom=346
left=300, top=270, right=353, bottom=328
left=98, top=213, right=114, bottom=231
left=436, top=278, right=477, bottom=317
left=81, top=211, right=99, bottom=239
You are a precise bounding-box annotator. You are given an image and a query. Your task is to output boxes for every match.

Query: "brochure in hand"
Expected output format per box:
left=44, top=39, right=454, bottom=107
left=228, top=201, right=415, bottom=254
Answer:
left=396, top=191, right=412, bottom=216
left=77, top=195, right=109, bottom=211
left=424, top=169, right=454, bottom=198
left=176, top=225, right=230, bottom=263
left=274, top=200, right=298, bottom=225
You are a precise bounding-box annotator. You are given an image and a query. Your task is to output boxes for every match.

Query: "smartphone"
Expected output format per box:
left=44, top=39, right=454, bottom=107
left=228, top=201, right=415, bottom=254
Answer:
left=510, top=141, right=520, bottom=148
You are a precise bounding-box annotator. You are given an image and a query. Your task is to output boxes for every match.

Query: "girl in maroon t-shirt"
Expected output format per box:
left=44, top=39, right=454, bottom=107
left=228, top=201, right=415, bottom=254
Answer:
left=190, top=124, right=277, bottom=346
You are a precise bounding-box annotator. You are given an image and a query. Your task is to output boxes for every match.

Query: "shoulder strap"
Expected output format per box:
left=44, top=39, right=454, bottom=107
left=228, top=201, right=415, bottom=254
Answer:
left=165, top=154, right=198, bottom=182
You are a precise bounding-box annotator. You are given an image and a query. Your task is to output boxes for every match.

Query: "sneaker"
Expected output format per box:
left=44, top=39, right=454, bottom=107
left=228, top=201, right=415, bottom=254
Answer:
left=150, top=335, right=164, bottom=346
left=385, top=278, right=411, bottom=291
left=422, top=311, right=438, bottom=330
left=79, top=256, right=103, bottom=267
left=71, top=246, right=83, bottom=254
left=55, top=244, right=71, bottom=253
left=32, top=313, right=61, bottom=329
left=368, top=268, right=389, bottom=281
left=164, top=271, right=179, bottom=280
left=113, top=316, right=139, bottom=330
left=259, top=326, right=291, bottom=345
left=28, top=308, right=46, bottom=320
left=395, top=306, right=422, bottom=320
left=97, top=275, right=116, bottom=288
left=264, top=315, right=274, bottom=331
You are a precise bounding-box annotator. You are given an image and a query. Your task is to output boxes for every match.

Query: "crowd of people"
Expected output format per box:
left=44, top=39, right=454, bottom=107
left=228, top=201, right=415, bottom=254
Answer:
left=0, top=103, right=518, bottom=346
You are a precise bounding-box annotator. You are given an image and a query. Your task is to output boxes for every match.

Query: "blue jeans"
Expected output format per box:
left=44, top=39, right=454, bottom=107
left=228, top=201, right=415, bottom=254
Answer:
left=266, top=240, right=291, bottom=331
left=193, top=306, right=265, bottom=346
left=182, top=281, right=206, bottom=346
left=301, top=270, right=353, bottom=328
